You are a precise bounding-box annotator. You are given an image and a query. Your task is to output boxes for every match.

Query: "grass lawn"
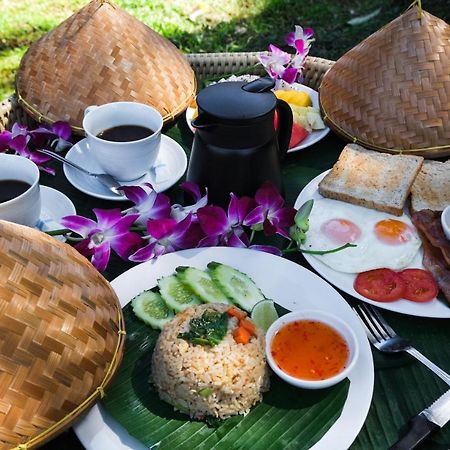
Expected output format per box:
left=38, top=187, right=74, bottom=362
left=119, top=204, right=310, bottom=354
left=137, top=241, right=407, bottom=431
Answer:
left=1, top=0, right=448, bottom=99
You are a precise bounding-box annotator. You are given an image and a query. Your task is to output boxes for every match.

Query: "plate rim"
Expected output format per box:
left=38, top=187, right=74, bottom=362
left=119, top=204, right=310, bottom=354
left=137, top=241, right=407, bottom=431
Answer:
left=294, top=170, right=450, bottom=318
left=74, top=247, right=374, bottom=450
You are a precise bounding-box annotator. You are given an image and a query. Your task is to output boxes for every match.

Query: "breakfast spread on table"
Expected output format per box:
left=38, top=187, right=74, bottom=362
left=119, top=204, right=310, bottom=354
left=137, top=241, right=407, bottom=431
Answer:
left=299, top=143, right=450, bottom=305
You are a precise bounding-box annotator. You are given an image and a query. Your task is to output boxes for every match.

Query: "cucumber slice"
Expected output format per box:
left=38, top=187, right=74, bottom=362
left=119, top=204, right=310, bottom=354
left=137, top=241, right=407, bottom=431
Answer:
left=131, top=290, right=174, bottom=330
left=158, top=274, right=201, bottom=312
left=207, top=262, right=265, bottom=312
left=176, top=266, right=231, bottom=304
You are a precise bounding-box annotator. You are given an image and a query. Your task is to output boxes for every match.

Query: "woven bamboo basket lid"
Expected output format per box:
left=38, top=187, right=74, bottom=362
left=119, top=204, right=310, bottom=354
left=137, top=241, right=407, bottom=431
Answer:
left=15, top=0, right=196, bottom=134
left=0, top=220, right=125, bottom=449
left=319, top=6, right=450, bottom=158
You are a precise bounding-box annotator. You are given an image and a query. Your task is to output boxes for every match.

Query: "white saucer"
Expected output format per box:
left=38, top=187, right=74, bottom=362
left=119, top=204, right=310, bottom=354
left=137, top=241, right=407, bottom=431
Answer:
left=63, top=135, right=188, bottom=201
left=36, top=186, right=76, bottom=240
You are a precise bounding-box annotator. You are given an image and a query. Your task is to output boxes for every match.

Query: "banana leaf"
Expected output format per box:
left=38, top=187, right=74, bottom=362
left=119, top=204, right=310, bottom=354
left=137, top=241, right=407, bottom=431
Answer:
left=102, top=305, right=350, bottom=450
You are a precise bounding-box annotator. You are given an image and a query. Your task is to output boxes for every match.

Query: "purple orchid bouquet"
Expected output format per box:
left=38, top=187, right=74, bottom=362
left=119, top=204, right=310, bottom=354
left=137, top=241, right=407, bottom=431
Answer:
left=0, top=121, right=72, bottom=174
left=59, top=181, right=301, bottom=272
left=258, top=25, right=314, bottom=87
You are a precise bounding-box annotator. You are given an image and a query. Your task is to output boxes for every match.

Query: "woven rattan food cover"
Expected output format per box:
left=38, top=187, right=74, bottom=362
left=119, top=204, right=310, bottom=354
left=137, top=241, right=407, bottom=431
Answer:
left=0, top=220, right=125, bottom=449
left=319, top=6, right=450, bottom=158
left=15, top=0, right=196, bottom=134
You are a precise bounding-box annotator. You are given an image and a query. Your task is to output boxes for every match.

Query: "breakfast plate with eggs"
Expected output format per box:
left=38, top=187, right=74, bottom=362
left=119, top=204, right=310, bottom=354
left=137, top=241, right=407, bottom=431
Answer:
left=186, top=80, right=330, bottom=152
left=295, top=171, right=450, bottom=318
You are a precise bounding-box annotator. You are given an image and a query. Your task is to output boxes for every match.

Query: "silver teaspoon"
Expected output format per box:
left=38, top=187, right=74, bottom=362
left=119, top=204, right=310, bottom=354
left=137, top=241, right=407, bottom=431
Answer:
left=37, top=148, right=123, bottom=196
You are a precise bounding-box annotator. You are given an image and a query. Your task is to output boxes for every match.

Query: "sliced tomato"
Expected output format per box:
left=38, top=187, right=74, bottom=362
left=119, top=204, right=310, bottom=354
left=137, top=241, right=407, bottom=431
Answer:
left=399, top=269, right=438, bottom=302
left=354, top=268, right=405, bottom=302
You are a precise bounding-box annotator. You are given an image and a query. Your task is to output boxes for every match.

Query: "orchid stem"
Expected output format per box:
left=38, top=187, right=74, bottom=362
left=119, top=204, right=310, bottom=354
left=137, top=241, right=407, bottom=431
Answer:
left=284, top=243, right=357, bottom=255
left=249, top=229, right=256, bottom=243
left=45, top=228, right=71, bottom=236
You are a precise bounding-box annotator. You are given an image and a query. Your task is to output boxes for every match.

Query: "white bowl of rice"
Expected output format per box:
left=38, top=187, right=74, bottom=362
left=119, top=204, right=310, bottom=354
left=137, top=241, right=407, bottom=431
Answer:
left=151, top=303, right=270, bottom=420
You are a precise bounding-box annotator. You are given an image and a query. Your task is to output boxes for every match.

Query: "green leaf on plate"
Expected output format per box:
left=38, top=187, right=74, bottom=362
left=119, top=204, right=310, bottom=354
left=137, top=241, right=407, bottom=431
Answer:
left=102, top=304, right=350, bottom=450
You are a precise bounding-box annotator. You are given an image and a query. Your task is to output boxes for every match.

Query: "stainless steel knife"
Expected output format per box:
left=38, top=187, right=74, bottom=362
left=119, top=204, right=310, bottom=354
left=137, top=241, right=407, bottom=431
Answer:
left=390, top=388, right=450, bottom=450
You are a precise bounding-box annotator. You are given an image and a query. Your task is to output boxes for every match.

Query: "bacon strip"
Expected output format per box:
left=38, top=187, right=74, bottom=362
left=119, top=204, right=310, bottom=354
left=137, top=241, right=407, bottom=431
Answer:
left=420, top=237, right=450, bottom=303
left=412, top=210, right=450, bottom=266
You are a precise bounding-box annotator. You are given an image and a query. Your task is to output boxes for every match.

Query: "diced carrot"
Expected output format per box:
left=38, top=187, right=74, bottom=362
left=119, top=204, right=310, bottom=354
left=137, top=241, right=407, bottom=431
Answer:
left=240, top=318, right=256, bottom=336
left=227, top=306, right=246, bottom=321
left=233, top=326, right=251, bottom=344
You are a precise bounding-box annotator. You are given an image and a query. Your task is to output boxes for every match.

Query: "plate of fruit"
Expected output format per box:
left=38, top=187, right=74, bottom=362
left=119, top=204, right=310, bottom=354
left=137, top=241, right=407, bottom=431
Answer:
left=185, top=77, right=330, bottom=153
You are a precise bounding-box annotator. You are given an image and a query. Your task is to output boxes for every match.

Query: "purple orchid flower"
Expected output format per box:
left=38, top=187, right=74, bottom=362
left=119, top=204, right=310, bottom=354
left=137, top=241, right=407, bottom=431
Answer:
left=121, top=183, right=171, bottom=225
left=171, top=181, right=208, bottom=221
left=61, top=208, right=144, bottom=272
left=197, top=193, right=256, bottom=247
left=243, top=182, right=296, bottom=238
left=258, top=44, right=292, bottom=79
left=31, top=121, right=72, bottom=152
left=286, top=26, right=314, bottom=50
left=129, top=213, right=204, bottom=262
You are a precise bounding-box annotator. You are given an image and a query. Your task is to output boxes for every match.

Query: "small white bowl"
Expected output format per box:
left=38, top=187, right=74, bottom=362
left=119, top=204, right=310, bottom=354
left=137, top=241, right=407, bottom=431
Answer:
left=441, top=205, right=450, bottom=241
left=265, top=309, right=359, bottom=389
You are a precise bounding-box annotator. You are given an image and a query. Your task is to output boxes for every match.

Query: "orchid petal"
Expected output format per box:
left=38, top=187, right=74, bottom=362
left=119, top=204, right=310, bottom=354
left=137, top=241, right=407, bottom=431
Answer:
left=129, top=242, right=157, bottom=262
left=255, top=182, right=284, bottom=209
left=38, top=165, right=56, bottom=176
left=91, top=242, right=111, bottom=272
left=174, top=220, right=204, bottom=249
left=109, top=213, right=139, bottom=235
left=121, top=184, right=153, bottom=205
left=26, top=150, right=52, bottom=165
left=268, top=44, right=291, bottom=65
left=304, top=27, right=314, bottom=39
left=53, top=138, right=72, bottom=152
left=227, top=194, right=256, bottom=226
left=9, top=135, right=29, bottom=153
left=11, top=123, right=28, bottom=137
left=150, top=193, right=172, bottom=219
left=52, top=121, right=72, bottom=140
left=226, top=231, right=248, bottom=248
left=147, top=218, right=177, bottom=240
left=61, top=215, right=98, bottom=237
left=282, top=67, right=299, bottom=84
left=242, top=205, right=266, bottom=227
left=249, top=244, right=283, bottom=256
left=263, top=218, right=277, bottom=236
left=110, top=232, right=144, bottom=259
left=0, top=131, right=12, bottom=151
left=180, top=181, right=202, bottom=202
left=93, top=208, right=123, bottom=229
left=285, top=31, right=295, bottom=46
left=74, top=238, right=94, bottom=257
left=197, top=206, right=229, bottom=236
left=197, top=235, right=219, bottom=247
left=271, top=207, right=297, bottom=227
left=295, top=39, right=305, bottom=54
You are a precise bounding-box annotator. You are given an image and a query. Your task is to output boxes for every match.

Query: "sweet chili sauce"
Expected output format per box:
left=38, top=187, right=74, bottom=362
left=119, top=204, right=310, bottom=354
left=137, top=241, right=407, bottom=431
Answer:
left=271, top=320, right=349, bottom=381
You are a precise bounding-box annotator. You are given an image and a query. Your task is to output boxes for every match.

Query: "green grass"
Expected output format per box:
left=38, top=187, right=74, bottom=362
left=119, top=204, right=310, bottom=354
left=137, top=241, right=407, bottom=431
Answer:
left=1, top=0, right=448, bottom=99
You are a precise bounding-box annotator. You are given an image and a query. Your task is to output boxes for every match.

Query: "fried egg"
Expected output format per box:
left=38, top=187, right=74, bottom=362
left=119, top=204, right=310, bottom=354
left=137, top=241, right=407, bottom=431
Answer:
left=303, top=198, right=421, bottom=273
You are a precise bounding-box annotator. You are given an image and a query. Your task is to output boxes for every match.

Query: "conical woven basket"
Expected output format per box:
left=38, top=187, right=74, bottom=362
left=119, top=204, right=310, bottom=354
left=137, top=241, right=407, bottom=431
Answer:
left=15, top=0, right=196, bottom=135
left=0, top=220, right=125, bottom=449
left=319, top=6, right=450, bottom=158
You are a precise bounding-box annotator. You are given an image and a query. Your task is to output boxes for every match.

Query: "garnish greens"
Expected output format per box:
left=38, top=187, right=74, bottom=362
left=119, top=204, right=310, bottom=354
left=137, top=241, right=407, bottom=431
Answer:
left=179, top=311, right=228, bottom=346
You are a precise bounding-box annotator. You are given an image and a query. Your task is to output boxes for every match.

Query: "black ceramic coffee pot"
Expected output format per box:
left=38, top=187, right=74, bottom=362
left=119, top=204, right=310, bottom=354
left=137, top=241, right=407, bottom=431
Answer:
left=187, top=77, right=293, bottom=206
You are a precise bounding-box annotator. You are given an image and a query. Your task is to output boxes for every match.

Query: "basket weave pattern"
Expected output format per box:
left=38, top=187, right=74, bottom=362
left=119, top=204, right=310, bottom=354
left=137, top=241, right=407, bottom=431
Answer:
left=320, top=7, right=450, bottom=157
left=0, top=221, right=124, bottom=449
left=15, top=0, right=196, bottom=134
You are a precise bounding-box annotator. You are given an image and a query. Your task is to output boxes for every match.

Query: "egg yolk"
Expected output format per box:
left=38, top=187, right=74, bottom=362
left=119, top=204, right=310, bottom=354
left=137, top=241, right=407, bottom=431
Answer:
left=320, top=219, right=361, bottom=245
left=374, top=219, right=413, bottom=245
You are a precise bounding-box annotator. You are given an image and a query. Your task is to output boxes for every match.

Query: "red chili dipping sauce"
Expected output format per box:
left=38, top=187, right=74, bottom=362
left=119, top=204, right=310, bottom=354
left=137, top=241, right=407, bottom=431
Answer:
left=271, top=320, right=349, bottom=381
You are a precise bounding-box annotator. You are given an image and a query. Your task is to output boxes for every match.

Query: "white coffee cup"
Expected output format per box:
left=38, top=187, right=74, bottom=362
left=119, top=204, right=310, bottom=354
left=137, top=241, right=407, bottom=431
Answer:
left=0, top=154, right=41, bottom=227
left=83, top=102, right=163, bottom=181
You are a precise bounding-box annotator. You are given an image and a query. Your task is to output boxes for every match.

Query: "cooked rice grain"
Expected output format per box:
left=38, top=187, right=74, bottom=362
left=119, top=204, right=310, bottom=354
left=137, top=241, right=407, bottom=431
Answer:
left=152, top=303, right=270, bottom=419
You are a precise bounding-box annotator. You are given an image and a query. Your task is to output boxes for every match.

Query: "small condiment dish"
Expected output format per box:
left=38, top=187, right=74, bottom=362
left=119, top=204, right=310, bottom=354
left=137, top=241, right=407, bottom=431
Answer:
left=441, top=205, right=450, bottom=241
left=265, top=309, right=359, bottom=389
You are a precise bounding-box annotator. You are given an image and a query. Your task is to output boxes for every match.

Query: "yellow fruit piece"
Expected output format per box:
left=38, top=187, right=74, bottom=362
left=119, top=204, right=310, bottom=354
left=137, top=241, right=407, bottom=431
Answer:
left=274, top=90, right=312, bottom=107
left=290, top=105, right=325, bottom=132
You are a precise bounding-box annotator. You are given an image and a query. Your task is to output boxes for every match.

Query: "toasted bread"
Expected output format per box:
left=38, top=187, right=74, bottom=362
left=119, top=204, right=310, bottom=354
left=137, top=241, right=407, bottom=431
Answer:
left=411, top=159, right=450, bottom=213
left=318, top=144, right=424, bottom=216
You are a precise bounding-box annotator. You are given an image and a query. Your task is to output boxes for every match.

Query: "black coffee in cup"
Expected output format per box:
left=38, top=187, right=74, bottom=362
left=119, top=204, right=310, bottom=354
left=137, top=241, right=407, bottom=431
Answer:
left=0, top=179, right=31, bottom=203
left=97, top=125, right=154, bottom=142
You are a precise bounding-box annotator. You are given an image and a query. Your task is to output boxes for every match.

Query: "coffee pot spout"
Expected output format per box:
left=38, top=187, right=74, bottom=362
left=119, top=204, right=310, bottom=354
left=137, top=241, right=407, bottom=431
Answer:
left=191, top=114, right=216, bottom=130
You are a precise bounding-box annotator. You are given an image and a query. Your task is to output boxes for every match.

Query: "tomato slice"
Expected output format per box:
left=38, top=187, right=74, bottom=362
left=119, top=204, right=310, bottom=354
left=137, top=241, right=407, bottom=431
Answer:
left=399, top=269, right=438, bottom=302
left=354, top=269, right=405, bottom=302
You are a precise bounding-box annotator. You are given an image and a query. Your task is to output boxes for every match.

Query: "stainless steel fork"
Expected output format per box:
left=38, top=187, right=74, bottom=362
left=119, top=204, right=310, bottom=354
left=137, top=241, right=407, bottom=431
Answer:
left=353, top=303, right=450, bottom=386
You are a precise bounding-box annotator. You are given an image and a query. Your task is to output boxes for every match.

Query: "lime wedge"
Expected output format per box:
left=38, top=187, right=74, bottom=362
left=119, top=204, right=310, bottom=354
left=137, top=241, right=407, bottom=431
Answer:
left=251, top=299, right=279, bottom=332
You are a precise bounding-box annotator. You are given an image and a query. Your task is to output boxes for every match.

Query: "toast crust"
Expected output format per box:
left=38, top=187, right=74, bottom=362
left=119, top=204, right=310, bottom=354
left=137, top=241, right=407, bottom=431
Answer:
left=318, top=144, right=424, bottom=216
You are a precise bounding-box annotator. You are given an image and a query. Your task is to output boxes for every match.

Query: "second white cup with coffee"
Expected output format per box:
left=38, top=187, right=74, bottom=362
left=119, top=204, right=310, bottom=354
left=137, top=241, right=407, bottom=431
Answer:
left=83, top=102, right=163, bottom=181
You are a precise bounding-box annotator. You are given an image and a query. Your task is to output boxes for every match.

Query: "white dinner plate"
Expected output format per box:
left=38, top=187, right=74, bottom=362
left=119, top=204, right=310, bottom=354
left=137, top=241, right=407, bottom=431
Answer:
left=295, top=171, right=450, bottom=318
left=74, top=247, right=374, bottom=450
left=64, top=135, right=187, bottom=201
left=186, top=83, right=330, bottom=152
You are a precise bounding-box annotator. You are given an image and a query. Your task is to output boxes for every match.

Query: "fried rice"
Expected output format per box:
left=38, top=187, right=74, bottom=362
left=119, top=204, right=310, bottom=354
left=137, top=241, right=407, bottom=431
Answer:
left=151, top=303, right=270, bottom=420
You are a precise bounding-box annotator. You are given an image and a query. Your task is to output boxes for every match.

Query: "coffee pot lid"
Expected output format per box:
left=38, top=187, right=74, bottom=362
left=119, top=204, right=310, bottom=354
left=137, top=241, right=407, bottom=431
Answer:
left=196, top=77, right=277, bottom=123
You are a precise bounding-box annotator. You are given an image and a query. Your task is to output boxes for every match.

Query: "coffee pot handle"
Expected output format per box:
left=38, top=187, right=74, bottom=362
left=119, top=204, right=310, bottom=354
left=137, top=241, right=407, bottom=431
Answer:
left=275, top=99, right=293, bottom=160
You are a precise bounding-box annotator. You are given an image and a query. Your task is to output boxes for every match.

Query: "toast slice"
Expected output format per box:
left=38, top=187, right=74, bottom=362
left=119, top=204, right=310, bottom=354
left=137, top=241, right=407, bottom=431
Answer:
left=411, top=159, right=450, bottom=213
left=318, top=144, right=424, bottom=216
